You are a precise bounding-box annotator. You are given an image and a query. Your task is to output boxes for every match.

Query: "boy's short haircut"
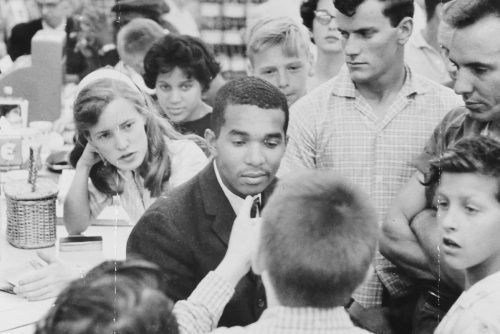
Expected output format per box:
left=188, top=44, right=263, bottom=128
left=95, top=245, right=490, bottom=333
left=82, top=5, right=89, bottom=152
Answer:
left=143, top=34, right=221, bottom=92
left=210, top=76, right=289, bottom=137
left=443, top=0, right=500, bottom=29
left=246, top=16, right=312, bottom=65
left=427, top=135, right=500, bottom=202
left=333, top=0, right=414, bottom=27
left=258, top=170, right=378, bottom=307
left=35, top=259, right=178, bottom=334
left=117, top=18, right=166, bottom=56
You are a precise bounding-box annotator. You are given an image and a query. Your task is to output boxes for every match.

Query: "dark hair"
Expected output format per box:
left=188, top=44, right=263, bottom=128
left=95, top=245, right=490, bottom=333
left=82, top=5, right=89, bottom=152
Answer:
left=426, top=136, right=500, bottom=203
left=334, top=0, right=414, bottom=26
left=210, top=77, right=289, bottom=137
left=143, top=34, right=220, bottom=92
left=424, top=0, right=453, bottom=21
left=443, top=0, right=500, bottom=29
left=111, top=0, right=171, bottom=33
left=35, top=259, right=178, bottom=334
left=258, top=170, right=378, bottom=307
left=300, top=0, right=319, bottom=30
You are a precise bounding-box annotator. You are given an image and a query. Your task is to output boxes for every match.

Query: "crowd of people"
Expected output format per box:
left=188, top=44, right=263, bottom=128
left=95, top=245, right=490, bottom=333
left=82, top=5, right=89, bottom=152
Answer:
left=3, top=0, right=500, bottom=333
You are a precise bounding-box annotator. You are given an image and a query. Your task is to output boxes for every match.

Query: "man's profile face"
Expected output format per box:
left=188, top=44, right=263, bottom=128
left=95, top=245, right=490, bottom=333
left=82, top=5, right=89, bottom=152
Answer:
left=336, top=0, right=405, bottom=84
left=449, top=15, right=500, bottom=122
left=207, top=104, right=286, bottom=197
left=37, top=0, right=66, bottom=28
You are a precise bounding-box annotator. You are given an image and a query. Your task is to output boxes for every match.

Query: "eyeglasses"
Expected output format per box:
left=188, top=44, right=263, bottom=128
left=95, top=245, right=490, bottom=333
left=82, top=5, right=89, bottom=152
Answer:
left=314, top=10, right=336, bottom=25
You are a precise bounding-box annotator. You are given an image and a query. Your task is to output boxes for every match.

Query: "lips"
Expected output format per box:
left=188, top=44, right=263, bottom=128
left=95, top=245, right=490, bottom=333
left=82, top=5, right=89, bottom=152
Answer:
left=442, top=237, right=460, bottom=251
left=241, top=171, right=268, bottom=185
left=119, top=152, right=136, bottom=163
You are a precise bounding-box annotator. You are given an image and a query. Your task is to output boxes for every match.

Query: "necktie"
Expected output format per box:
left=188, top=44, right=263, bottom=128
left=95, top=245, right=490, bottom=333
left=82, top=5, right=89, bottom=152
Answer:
left=250, top=196, right=262, bottom=218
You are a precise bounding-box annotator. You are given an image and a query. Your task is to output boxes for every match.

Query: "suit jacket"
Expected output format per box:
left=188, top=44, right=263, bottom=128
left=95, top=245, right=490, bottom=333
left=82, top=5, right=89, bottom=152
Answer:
left=8, top=17, right=86, bottom=76
left=127, top=162, right=276, bottom=327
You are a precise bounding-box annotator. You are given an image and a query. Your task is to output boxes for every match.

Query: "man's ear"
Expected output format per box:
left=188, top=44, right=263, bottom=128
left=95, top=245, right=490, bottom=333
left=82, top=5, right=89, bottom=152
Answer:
left=396, top=17, right=413, bottom=45
left=205, top=128, right=217, bottom=155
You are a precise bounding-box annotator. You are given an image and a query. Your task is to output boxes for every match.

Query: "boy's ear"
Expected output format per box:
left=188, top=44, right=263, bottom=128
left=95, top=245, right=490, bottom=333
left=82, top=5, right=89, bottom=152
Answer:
left=396, top=17, right=413, bottom=45
left=246, top=59, right=255, bottom=76
left=204, top=129, right=217, bottom=155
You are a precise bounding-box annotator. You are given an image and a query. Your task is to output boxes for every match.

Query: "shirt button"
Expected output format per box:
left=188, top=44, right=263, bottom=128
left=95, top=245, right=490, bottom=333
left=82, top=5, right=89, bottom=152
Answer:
left=257, top=299, right=266, bottom=308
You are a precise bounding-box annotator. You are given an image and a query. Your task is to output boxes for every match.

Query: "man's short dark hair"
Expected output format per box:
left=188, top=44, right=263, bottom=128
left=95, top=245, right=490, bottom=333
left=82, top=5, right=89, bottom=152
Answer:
left=300, top=0, right=319, bottom=30
left=424, top=0, right=453, bottom=21
left=427, top=136, right=500, bottom=203
left=258, top=170, right=378, bottom=307
left=334, top=0, right=414, bottom=26
left=35, top=259, right=178, bottom=334
left=210, top=77, right=289, bottom=137
left=443, top=0, right=500, bottom=29
left=143, top=34, right=220, bottom=92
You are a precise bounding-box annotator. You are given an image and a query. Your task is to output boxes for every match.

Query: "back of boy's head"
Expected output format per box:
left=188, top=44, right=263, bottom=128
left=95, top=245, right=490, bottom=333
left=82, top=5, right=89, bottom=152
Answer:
left=427, top=135, right=500, bottom=202
left=117, top=18, right=166, bottom=56
left=143, top=33, right=221, bottom=92
left=35, top=259, right=178, bottom=334
left=210, top=76, right=289, bottom=137
left=257, top=170, right=378, bottom=307
left=246, top=16, right=311, bottom=65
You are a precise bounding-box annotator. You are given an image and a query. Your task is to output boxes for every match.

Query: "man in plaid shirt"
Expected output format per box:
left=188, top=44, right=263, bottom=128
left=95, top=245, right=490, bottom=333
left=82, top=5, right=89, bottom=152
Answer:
left=279, top=0, right=462, bottom=332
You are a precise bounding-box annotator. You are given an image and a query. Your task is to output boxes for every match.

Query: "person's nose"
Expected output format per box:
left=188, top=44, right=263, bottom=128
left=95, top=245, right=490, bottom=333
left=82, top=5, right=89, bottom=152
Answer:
left=169, top=88, right=182, bottom=103
left=114, top=129, right=129, bottom=150
left=439, top=206, right=458, bottom=233
left=343, top=35, right=361, bottom=58
left=277, top=69, right=289, bottom=89
left=245, top=143, right=265, bottom=167
left=453, top=68, right=474, bottom=97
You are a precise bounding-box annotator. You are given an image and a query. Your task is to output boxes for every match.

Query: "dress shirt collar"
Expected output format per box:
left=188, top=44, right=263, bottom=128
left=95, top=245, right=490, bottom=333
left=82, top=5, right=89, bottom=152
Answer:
left=213, top=161, right=261, bottom=215
left=258, top=305, right=359, bottom=331
left=42, top=18, right=66, bottom=32
left=331, top=64, right=431, bottom=99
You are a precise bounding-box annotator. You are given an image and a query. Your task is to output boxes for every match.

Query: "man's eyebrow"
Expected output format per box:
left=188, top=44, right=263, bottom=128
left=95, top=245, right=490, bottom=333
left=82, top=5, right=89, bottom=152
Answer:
left=265, top=133, right=284, bottom=139
left=228, top=130, right=249, bottom=137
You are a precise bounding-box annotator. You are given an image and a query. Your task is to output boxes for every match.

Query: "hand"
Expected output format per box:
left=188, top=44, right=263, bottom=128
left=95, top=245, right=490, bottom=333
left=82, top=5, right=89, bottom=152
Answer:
left=13, top=251, right=80, bottom=301
left=215, top=196, right=262, bottom=286
left=76, top=142, right=103, bottom=170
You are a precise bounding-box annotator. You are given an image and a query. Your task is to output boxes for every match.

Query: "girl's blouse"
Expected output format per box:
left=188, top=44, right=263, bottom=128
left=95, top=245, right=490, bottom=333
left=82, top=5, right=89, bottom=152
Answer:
left=87, top=138, right=207, bottom=223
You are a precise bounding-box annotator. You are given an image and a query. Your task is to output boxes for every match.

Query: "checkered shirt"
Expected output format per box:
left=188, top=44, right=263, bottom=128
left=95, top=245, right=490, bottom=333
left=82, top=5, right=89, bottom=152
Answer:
left=174, top=271, right=372, bottom=334
left=279, top=66, right=463, bottom=307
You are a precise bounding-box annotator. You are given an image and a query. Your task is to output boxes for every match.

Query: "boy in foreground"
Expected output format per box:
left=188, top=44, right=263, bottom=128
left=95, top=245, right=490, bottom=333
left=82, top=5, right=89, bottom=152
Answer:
left=426, top=136, right=500, bottom=333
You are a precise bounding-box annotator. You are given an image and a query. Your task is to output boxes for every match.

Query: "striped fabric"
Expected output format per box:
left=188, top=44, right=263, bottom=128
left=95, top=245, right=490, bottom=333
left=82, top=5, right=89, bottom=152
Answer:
left=279, top=66, right=463, bottom=306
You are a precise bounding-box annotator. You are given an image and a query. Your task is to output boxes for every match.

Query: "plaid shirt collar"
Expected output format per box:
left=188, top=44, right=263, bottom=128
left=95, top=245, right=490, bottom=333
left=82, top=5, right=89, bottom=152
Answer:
left=331, top=65, right=432, bottom=99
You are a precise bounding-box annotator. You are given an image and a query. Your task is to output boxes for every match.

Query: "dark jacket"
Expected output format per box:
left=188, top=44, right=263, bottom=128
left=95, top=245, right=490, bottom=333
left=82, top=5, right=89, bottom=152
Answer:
left=127, top=163, right=276, bottom=327
left=8, top=17, right=86, bottom=75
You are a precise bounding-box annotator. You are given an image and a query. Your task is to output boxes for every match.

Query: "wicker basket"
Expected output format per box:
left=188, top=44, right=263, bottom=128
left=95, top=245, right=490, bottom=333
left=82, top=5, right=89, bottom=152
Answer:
left=4, top=178, right=58, bottom=249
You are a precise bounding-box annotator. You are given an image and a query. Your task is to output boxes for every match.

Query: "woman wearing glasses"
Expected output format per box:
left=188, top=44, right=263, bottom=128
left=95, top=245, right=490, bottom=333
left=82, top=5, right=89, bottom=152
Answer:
left=301, top=0, right=344, bottom=89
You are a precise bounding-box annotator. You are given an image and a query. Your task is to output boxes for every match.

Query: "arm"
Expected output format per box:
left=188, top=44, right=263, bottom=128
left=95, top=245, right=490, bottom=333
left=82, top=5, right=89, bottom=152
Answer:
left=174, top=197, right=259, bottom=334
left=63, top=143, right=101, bottom=234
left=380, top=172, right=435, bottom=280
left=127, top=204, right=199, bottom=302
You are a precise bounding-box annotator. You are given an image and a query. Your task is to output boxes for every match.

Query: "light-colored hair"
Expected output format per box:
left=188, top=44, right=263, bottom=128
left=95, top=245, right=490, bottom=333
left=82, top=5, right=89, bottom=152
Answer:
left=246, top=16, right=312, bottom=65
left=258, top=170, right=378, bottom=307
left=70, top=75, right=202, bottom=197
left=116, top=18, right=166, bottom=56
